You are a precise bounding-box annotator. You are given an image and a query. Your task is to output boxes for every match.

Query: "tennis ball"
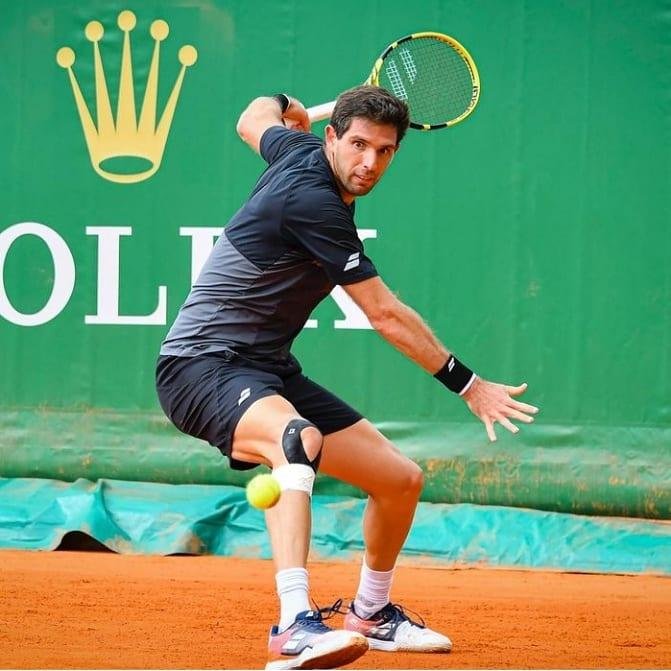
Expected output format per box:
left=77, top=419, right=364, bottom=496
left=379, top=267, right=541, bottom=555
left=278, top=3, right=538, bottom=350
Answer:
left=246, top=473, right=281, bottom=510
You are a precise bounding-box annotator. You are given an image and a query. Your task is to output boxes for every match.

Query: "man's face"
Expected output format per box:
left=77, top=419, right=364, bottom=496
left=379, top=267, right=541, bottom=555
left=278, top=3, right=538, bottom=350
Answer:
left=325, top=117, right=398, bottom=203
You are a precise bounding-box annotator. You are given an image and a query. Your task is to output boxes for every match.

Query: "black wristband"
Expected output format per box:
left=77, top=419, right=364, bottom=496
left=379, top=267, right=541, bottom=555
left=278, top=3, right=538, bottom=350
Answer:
left=272, top=93, right=290, bottom=114
left=434, top=355, right=477, bottom=396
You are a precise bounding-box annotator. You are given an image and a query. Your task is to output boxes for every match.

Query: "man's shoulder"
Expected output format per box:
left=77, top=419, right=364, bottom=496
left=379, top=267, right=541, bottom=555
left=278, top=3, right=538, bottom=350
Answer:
left=260, top=126, right=322, bottom=163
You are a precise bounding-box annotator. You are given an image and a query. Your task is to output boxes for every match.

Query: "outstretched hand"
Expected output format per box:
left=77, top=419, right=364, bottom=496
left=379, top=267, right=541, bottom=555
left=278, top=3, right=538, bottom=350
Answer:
left=462, top=378, right=539, bottom=442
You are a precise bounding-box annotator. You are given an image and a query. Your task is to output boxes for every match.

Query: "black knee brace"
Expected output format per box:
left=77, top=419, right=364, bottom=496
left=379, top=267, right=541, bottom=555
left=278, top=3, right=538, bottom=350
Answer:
left=282, top=418, right=322, bottom=472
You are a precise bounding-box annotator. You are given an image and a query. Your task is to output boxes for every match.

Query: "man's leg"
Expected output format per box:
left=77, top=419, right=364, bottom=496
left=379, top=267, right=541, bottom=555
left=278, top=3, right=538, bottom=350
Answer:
left=232, top=394, right=321, bottom=573
left=320, top=419, right=452, bottom=652
left=231, top=395, right=368, bottom=669
left=320, top=418, right=423, bottom=571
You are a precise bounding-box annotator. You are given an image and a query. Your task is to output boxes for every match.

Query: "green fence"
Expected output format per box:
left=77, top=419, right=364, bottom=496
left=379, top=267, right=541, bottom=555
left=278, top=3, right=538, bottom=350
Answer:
left=1, top=0, right=669, bottom=518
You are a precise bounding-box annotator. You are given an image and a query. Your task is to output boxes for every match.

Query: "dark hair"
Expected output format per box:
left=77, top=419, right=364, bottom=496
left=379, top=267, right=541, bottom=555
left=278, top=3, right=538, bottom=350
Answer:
left=330, top=85, right=410, bottom=145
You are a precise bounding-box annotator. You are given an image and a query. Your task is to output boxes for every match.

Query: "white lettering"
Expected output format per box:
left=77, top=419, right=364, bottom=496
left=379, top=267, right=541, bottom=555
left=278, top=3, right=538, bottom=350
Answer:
left=1, top=223, right=378, bottom=331
left=0, top=222, right=75, bottom=326
left=85, top=226, right=167, bottom=325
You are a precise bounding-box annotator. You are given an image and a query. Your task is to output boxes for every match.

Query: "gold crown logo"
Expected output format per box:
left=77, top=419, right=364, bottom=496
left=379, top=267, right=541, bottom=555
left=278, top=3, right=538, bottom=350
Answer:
left=56, top=10, right=197, bottom=184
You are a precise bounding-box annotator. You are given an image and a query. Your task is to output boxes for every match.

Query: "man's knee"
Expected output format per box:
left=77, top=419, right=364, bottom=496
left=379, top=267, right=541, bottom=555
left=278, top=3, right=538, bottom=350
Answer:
left=377, top=457, right=424, bottom=501
left=280, top=418, right=323, bottom=470
left=294, top=424, right=324, bottom=466
left=400, top=460, right=424, bottom=499
left=272, top=418, right=323, bottom=496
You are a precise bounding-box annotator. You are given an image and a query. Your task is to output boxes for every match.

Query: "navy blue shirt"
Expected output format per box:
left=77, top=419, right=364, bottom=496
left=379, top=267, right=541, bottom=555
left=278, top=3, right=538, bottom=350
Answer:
left=160, top=126, right=378, bottom=368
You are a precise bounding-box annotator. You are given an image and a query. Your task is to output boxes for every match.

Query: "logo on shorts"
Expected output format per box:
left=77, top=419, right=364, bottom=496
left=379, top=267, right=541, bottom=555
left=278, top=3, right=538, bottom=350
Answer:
left=343, top=252, right=360, bottom=271
left=238, top=387, right=251, bottom=406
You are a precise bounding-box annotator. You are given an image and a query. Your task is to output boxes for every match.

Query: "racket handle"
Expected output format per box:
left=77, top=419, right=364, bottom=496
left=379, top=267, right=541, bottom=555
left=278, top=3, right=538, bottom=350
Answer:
left=307, top=101, right=336, bottom=122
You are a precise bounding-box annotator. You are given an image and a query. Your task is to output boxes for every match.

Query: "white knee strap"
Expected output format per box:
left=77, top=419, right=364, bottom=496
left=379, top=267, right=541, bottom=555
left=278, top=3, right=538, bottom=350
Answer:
left=273, top=464, right=315, bottom=496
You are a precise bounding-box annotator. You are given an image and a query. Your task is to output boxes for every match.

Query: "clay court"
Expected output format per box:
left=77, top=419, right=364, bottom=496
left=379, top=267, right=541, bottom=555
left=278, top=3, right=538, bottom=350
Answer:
left=2, top=549, right=670, bottom=669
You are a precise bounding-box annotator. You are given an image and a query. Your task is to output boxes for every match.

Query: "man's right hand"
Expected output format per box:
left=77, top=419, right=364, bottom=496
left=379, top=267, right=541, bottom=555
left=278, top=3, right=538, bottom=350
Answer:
left=284, top=97, right=311, bottom=133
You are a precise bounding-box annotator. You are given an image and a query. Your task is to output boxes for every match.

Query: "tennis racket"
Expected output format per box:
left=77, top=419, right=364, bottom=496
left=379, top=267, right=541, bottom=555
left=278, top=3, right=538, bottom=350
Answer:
left=307, top=31, right=480, bottom=131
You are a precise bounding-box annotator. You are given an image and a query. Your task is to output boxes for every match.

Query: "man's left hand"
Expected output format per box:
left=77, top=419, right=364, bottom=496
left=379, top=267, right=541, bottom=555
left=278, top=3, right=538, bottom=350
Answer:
left=462, top=379, right=539, bottom=442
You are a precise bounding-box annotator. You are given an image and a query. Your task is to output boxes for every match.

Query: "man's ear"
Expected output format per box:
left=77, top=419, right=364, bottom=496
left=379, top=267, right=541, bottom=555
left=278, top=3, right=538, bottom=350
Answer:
left=325, top=124, right=336, bottom=144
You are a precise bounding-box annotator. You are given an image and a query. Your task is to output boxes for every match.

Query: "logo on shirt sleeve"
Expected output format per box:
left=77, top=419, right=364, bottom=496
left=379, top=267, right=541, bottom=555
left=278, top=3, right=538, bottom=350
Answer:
left=343, top=252, right=360, bottom=271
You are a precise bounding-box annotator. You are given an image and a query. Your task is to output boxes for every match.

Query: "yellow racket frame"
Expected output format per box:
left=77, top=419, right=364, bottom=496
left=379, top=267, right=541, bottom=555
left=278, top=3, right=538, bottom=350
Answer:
left=307, top=30, right=480, bottom=130
left=366, top=31, right=480, bottom=130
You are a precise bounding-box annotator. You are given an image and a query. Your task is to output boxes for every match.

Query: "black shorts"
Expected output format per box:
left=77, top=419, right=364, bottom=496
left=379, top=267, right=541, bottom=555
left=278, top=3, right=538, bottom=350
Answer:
left=155, top=351, right=363, bottom=470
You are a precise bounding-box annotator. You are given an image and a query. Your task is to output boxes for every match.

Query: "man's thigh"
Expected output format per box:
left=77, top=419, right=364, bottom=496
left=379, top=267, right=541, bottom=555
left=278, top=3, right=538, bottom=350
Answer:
left=320, top=418, right=419, bottom=496
left=232, top=372, right=362, bottom=467
left=279, top=373, right=417, bottom=495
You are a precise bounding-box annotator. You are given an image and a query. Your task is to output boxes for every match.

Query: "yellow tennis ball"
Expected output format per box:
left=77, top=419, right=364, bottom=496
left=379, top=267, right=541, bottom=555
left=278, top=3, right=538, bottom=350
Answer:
left=246, top=473, right=281, bottom=510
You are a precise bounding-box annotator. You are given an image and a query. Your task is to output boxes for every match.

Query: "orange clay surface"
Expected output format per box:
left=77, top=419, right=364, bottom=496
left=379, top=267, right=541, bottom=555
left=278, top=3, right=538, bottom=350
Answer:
left=2, top=550, right=670, bottom=669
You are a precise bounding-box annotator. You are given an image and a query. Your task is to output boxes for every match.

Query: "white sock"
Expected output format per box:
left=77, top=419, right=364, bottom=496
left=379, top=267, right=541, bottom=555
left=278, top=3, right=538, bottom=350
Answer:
left=353, top=560, right=395, bottom=619
left=276, top=567, right=311, bottom=632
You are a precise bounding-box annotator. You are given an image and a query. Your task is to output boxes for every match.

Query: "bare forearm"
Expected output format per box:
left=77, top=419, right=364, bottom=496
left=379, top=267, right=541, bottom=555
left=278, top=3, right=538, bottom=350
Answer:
left=236, top=97, right=284, bottom=153
left=343, top=276, right=539, bottom=440
left=236, top=95, right=310, bottom=154
left=371, top=298, right=449, bottom=374
left=373, top=298, right=539, bottom=441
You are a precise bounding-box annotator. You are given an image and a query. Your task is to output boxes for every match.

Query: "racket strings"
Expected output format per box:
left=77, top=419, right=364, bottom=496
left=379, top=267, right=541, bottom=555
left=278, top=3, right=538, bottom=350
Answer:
left=377, top=37, right=475, bottom=126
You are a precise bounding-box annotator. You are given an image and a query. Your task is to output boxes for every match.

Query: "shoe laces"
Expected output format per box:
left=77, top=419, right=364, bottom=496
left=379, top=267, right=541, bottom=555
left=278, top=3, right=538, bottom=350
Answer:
left=375, top=602, right=426, bottom=630
left=294, top=598, right=344, bottom=633
left=312, top=597, right=345, bottom=620
left=320, top=598, right=347, bottom=616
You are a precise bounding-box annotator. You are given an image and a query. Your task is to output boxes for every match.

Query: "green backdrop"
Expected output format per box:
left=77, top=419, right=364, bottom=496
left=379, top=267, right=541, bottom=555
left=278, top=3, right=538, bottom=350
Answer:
left=1, top=0, right=669, bottom=518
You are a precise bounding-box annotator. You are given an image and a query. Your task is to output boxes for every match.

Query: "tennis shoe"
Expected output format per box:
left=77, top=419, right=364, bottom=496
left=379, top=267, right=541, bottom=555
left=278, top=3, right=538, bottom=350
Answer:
left=344, top=601, right=452, bottom=652
left=266, top=603, right=368, bottom=670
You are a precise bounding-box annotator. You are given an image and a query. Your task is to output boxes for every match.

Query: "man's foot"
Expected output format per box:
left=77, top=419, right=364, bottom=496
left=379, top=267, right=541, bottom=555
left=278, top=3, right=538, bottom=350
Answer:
left=266, top=607, right=368, bottom=670
left=344, top=602, right=452, bottom=652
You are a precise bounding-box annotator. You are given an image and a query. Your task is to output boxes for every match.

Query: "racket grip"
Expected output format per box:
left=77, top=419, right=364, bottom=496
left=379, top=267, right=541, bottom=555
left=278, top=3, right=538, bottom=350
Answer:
left=307, top=101, right=336, bottom=122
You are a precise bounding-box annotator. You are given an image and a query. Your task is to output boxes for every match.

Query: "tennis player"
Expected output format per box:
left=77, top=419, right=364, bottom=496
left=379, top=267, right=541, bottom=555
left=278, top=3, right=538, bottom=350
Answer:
left=156, top=85, right=539, bottom=670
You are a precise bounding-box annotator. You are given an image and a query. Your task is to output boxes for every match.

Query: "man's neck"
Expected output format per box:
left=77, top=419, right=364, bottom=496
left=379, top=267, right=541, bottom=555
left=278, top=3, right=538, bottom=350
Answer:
left=323, top=145, right=355, bottom=205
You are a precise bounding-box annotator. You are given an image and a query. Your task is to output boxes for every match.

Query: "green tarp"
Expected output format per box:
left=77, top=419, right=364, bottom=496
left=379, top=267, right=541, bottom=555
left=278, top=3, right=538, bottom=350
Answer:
left=2, top=477, right=670, bottom=575
left=3, top=409, right=670, bottom=519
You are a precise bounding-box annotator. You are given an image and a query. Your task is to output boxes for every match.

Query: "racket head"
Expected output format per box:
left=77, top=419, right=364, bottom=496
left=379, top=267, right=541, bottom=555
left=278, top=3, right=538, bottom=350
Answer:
left=368, top=31, right=480, bottom=130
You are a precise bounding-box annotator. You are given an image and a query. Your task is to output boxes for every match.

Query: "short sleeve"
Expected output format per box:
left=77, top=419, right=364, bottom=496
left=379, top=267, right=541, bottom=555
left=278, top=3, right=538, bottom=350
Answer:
left=260, top=126, right=322, bottom=165
left=283, top=197, right=378, bottom=286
